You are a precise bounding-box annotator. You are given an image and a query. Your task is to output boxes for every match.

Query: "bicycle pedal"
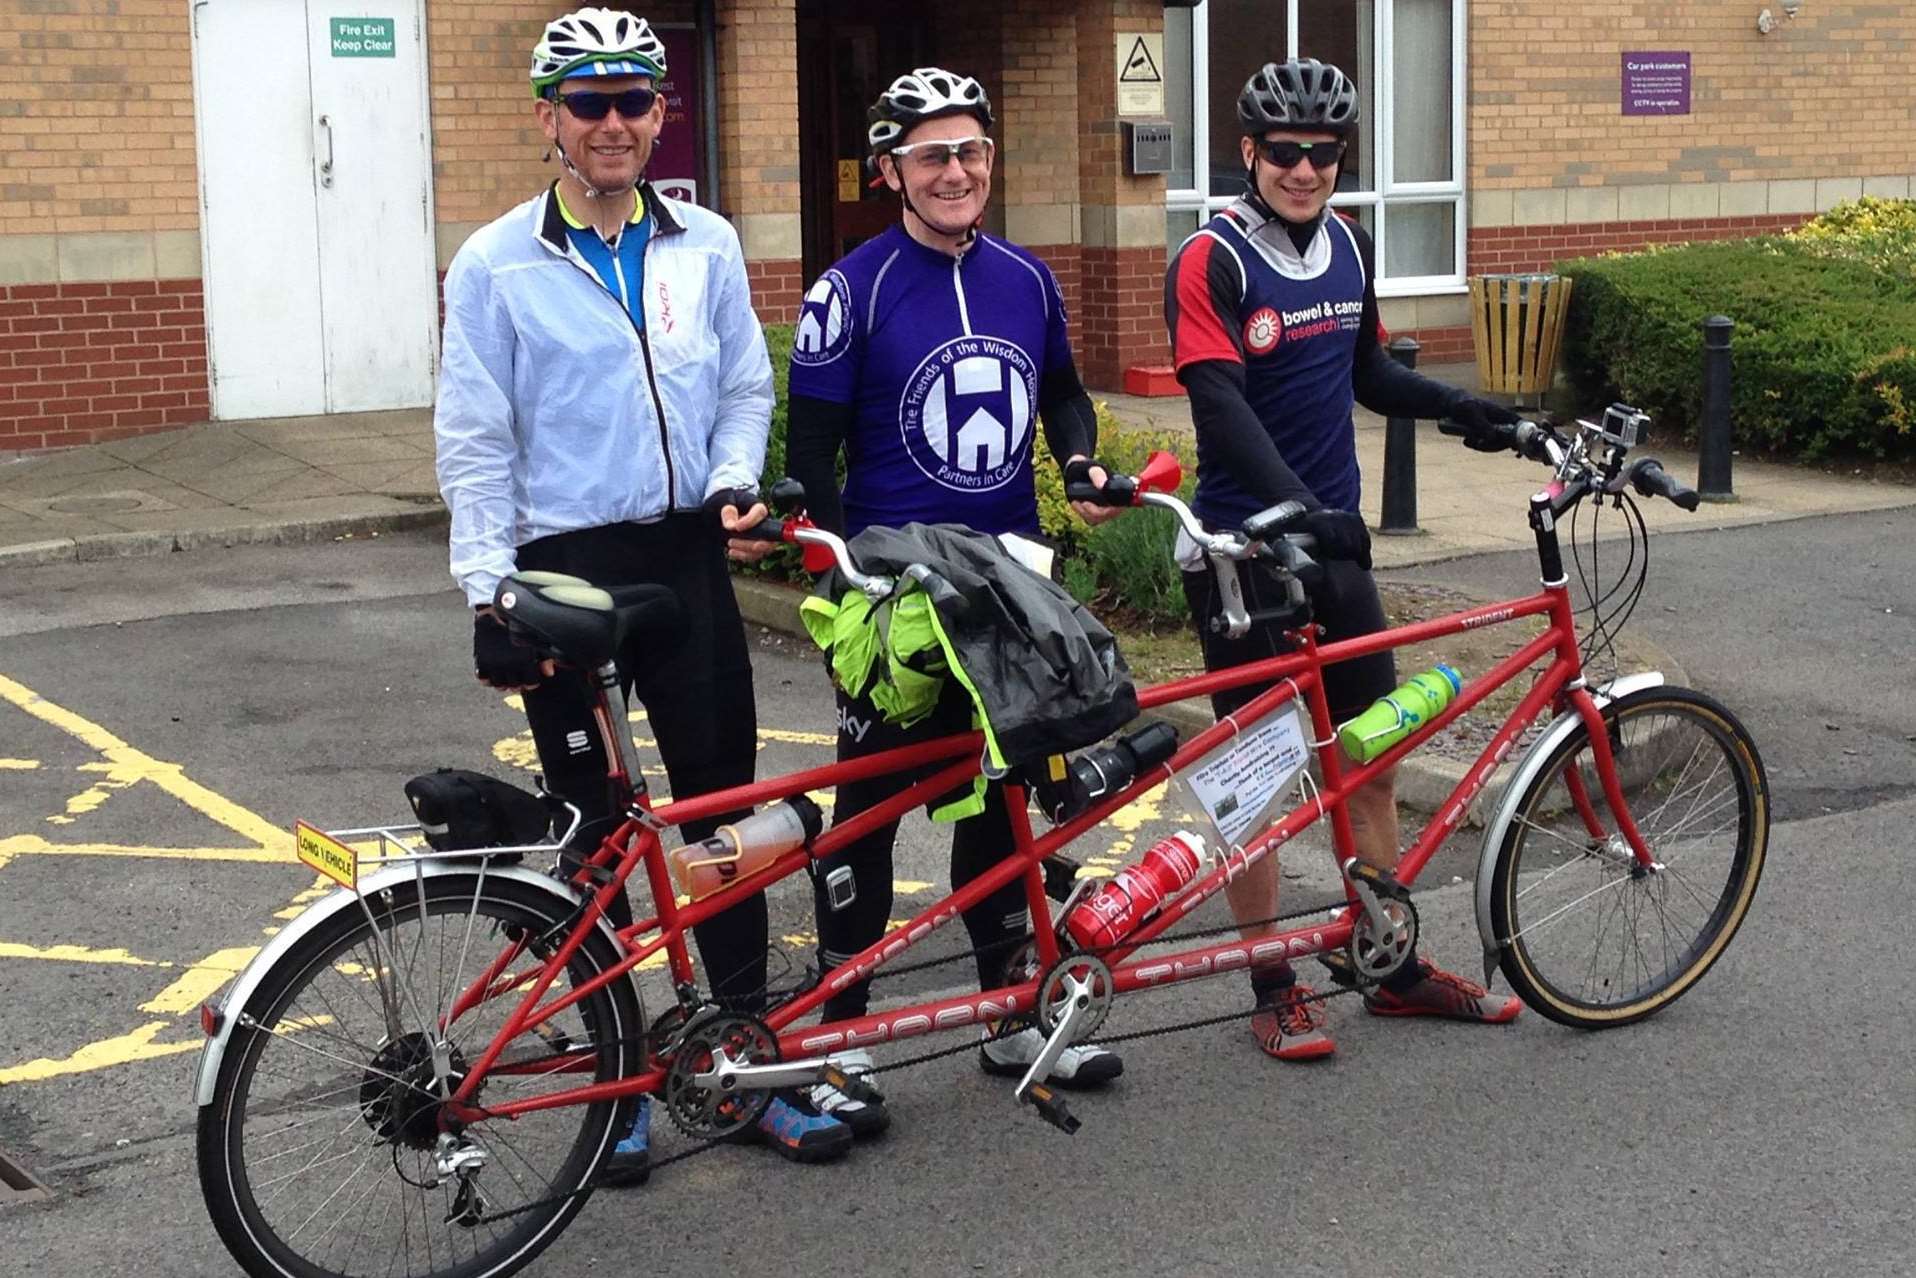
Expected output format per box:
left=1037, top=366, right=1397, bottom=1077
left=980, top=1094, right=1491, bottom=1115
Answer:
left=822, top=1064, right=884, bottom=1106
left=1041, top=855, right=1082, bottom=903
left=1345, top=859, right=1410, bottom=902
left=1318, top=948, right=1359, bottom=989
left=1021, top=1082, right=1081, bottom=1135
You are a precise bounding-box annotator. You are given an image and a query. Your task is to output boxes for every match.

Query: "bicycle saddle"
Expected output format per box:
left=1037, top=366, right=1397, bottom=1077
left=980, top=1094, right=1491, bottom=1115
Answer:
left=493, top=571, right=684, bottom=669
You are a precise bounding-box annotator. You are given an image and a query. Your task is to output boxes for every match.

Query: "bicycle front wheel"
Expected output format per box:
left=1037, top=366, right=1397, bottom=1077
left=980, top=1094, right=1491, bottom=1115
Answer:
left=197, top=871, right=643, bottom=1278
left=1487, top=686, right=1769, bottom=1028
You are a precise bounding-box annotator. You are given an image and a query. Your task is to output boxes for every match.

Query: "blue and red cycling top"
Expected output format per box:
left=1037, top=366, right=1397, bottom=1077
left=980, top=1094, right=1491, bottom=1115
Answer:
left=788, top=224, right=1073, bottom=537
left=1165, top=198, right=1371, bottom=527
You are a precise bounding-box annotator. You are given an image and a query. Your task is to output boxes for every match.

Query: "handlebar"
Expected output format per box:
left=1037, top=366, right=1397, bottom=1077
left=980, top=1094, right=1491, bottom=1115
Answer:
left=1438, top=405, right=1700, bottom=514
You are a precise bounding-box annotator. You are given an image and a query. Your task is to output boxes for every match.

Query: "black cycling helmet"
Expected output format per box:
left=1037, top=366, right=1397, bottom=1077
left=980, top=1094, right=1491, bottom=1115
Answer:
left=1237, top=58, right=1361, bottom=136
left=867, top=67, right=994, bottom=161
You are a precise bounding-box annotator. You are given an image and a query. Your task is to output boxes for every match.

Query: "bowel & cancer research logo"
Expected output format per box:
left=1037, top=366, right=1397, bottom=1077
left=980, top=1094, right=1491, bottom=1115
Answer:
left=899, top=336, right=1036, bottom=492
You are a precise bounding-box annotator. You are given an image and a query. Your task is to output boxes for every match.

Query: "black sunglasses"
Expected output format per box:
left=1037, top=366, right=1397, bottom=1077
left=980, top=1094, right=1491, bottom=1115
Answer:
left=1256, top=138, right=1346, bottom=170
left=555, top=87, right=660, bottom=121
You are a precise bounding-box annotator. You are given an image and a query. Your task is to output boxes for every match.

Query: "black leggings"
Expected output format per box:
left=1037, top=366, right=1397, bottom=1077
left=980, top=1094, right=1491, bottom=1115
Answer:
left=815, top=681, right=1029, bottom=1022
left=514, top=516, right=768, bottom=1012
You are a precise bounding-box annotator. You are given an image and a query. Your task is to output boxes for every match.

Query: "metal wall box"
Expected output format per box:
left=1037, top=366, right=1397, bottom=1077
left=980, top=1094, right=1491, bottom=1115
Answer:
left=1124, top=120, right=1174, bottom=175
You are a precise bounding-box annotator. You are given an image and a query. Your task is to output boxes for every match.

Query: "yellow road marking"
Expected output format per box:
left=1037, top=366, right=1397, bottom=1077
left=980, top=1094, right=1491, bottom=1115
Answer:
left=893, top=879, right=932, bottom=894
left=759, top=728, right=835, bottom=746
left=46, top=761, right=143, bottom=826
left=0, top=758, right=39, bottom=769
left=0, top=837, right=286, bottom=863
left=0, top=942, right=171, bottom=967
left=0, top=1021, right=201, bottom=1085
left=0, top=673, right=287, bottom=849
left=140, top=946, right=262, bottom=1014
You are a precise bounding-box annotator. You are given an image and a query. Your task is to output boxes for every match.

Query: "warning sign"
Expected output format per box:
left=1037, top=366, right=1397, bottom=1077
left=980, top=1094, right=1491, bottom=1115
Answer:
left=295, top=821, right=358, bottom=890
left=1114, top=33, right=1164, bottom=117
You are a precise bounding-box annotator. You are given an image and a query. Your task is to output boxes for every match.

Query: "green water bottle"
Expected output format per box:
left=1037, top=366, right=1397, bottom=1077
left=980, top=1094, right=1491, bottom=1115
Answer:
left=1336, top=665, right=1463, bottom=763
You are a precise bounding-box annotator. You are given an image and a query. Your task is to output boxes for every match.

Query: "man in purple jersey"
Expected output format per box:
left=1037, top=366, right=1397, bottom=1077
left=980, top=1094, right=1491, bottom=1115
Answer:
left=785, top=67, right=1126, bottom=1138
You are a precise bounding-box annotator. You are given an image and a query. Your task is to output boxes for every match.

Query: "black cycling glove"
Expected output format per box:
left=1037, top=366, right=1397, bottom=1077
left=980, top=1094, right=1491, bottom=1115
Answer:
left=473, top=609, right=544, bottom=689
left=1448, top=395, right=1523, bottom=452
left=702, top=486, right=761, bottom=533
left=1300, top=508, right=1373, bottom=572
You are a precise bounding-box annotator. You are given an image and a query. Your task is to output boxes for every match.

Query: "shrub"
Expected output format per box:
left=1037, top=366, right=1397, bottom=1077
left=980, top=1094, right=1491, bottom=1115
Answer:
left=1558, top=235, right=1916, bottom=459
left=1788, top=196, right=1916, bottom=277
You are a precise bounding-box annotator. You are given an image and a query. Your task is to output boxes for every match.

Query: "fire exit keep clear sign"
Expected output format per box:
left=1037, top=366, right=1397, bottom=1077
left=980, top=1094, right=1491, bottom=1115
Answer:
left=331, top=17, right=396, bottom=58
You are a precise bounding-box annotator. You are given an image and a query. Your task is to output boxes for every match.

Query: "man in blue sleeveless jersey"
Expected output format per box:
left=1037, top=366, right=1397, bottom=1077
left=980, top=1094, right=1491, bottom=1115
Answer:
left=785, top=67, right=1126, bottom=1137
left=1163, top=59, right=1524, bottom=1063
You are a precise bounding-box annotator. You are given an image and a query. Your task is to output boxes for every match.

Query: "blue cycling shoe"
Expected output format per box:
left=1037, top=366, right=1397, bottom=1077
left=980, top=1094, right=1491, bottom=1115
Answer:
left=746, top=1092, right=853, bottom=1163
left=601, top=1096, right=651, bottom=1188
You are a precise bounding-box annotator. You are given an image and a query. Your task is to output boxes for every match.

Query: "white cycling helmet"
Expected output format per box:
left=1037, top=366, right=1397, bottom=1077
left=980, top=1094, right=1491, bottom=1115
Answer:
left=866, top=67, right=993, bottom=159
left=530, top=7, right=667, bottom=98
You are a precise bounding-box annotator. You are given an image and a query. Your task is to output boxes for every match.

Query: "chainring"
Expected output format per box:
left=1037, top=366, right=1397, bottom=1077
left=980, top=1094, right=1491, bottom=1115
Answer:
left=1036, top=954, right=1115, bottom=1041
left=661, top=1011, right=779, bottom=1140
left=1347, top=895, right=1419, bottom=985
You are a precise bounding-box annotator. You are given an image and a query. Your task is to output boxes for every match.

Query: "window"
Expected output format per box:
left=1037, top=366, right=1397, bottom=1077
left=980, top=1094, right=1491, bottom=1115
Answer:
left=1164, top=0, right=1466, bottom=294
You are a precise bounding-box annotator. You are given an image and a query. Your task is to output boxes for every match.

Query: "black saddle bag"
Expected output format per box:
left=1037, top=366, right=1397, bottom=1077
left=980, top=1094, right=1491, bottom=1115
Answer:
left=403, top=769, right=554, bottom=859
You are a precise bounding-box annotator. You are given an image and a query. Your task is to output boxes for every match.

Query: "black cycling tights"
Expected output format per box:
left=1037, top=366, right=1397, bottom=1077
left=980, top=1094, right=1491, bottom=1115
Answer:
left=815, top=684, right=1030, bottom=1023
left=514, top=517, right=769, bottom=1013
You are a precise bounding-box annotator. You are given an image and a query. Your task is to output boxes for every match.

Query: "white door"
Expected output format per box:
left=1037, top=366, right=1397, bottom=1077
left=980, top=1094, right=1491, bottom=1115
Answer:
left=191, top=0, right=438, bottom=420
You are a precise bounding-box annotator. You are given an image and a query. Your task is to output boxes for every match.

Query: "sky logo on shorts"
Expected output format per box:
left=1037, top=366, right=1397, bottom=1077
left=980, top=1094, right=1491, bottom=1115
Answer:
left=792, top=270, right=854, bottom=365
left=900, top=336, right=1035, bottom=492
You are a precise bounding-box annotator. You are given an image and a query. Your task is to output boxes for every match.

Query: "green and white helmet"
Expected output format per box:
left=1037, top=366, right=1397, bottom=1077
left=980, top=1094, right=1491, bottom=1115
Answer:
left=530, top=7, right=666, bottom=98
left=866, top=67, right=993, bottom=158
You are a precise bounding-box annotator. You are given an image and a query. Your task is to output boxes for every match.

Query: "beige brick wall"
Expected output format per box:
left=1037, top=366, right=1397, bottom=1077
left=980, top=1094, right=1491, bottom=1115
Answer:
left=0, top=0, right=200, bottom=238
left=714, top=0, right=798, bottom=219
left=1471, top=1, right=1916, bottom=189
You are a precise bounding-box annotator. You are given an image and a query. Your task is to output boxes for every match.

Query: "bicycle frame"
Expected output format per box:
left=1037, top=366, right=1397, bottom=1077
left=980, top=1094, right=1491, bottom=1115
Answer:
left=441, top=563, right=1653, bottom=1127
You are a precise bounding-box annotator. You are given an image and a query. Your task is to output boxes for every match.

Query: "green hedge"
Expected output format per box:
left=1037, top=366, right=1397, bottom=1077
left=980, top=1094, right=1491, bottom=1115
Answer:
left=750, top=322, right=1196, bottom=622
left=1558, top=205, right=1916, bottom=458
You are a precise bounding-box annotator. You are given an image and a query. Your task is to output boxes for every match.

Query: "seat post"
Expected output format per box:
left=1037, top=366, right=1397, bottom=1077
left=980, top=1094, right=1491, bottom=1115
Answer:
left=587, top=662, right=646, bottom=809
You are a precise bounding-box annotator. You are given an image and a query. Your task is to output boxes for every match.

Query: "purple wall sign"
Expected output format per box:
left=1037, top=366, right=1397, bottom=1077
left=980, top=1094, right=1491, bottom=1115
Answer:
left=1622, top=51, right=1691, bottom=116
left=650, top=26, right=703, bottom=204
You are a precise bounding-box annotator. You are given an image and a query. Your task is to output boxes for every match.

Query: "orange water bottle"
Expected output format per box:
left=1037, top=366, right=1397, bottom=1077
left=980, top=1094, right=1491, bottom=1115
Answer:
left=665, top=797, right=823, bottom=900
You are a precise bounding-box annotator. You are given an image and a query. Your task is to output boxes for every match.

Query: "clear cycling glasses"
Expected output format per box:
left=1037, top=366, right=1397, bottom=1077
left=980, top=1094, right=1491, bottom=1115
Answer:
left=1255, top=138, right=1346, bottom=171
left=556, top=87, right=660, bottom=121
left=890, top=136, right=994, bottom=175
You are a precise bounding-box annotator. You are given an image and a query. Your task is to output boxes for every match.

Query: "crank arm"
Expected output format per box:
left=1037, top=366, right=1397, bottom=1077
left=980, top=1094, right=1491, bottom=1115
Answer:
left=1013, top=976, right=1093, bottom=1133
left=699, top=1054, right=884, bottom=1104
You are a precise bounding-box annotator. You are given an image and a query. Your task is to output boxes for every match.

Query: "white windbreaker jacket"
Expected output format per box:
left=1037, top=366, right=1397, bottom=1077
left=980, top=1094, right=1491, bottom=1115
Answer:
left=435, top=182, right=774, bottom=605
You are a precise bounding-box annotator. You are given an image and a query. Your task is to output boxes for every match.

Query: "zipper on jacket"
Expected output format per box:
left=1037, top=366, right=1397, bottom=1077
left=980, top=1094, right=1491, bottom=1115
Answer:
left=951, top=255, right=974, bottom=336
left=630, top=233, right=676, bottom=512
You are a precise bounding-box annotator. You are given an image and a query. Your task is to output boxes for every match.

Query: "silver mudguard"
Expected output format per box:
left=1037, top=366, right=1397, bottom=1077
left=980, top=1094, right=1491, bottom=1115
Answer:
left=194, top=860, right=618, bottom=1108
left=1472, top=672, right=1666, bottom=976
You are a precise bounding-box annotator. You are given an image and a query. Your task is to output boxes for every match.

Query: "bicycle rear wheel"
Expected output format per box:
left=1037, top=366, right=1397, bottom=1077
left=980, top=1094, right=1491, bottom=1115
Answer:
left=1487, top=687, right=1768, bottom=1028
left=197, top=871, right=642, bottom=1278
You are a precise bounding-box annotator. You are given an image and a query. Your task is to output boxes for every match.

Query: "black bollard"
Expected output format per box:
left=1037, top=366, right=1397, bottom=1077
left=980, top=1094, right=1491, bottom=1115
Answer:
left=1698, top=315, right=1736, bottom=502
left=1378, top=336, right=1421, bottom=535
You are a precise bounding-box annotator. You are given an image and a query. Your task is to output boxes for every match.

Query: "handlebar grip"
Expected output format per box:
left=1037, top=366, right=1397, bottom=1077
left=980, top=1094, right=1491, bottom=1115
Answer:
left=734, top=516, right=786, bottom=542
left=1064, top=474, right=1139, bottom=507
left=1630, top=459, right=1701, bottom=512
left=903, top=564, right=968, bottom=616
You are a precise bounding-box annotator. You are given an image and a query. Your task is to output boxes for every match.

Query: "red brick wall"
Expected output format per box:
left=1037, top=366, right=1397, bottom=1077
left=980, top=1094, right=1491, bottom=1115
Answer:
left=1, top=281, right=209, bottom=453
left=1076, top=245, right=1170, bottom=390
left=747, top=258, right=803, bottom=325
left=1029, top=245, right=1083, bottom=332
left=1469, top=213, right=1814, bottom=275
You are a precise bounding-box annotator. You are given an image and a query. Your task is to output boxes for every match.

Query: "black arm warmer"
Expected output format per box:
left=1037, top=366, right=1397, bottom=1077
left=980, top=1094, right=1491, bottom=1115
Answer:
left=1180, top=359, right=1321, bottom=511
left=1037, top=355, right=1098, bottom=465
left=784, top=392, right=853, bottom=535
left=1348, top=221, right=1467, bottom=421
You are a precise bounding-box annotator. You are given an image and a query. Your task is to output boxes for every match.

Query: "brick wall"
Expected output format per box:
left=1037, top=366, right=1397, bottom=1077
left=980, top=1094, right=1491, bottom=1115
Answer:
left=0, top=1, right=199, bottom=238
left=1470, top=211, right=1813, bottom=274
left=1471, top=2, right=1916, bottom=189
left=1, top=281, right=209, bottom=451
left=715, top=0, right=798, bottom=219
left=746, top=258, right=802, bottom=325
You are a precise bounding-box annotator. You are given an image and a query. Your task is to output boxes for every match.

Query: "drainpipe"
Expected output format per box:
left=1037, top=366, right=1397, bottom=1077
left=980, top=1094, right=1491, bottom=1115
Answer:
left=697, top=0, right=720, bottom=210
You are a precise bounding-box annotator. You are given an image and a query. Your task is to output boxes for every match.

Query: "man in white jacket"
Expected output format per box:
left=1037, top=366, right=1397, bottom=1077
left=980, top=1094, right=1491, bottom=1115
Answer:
left=434, top=7, right=853, bottom=1180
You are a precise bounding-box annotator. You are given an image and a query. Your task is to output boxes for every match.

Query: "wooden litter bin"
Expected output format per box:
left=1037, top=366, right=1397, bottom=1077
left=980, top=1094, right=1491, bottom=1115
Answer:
left=1468, top=273, right=1573, bottom=408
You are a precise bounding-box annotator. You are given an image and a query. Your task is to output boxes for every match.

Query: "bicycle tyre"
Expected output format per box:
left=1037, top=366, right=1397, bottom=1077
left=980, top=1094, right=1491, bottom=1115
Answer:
left=1487, top=686, right=1768, bottom=1029
left=197, top=872, right=642, bottom=1278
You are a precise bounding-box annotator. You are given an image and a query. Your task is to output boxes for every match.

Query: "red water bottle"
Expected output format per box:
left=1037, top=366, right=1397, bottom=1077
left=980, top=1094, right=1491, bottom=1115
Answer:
left=1064, top=831, right=1212, bottom=950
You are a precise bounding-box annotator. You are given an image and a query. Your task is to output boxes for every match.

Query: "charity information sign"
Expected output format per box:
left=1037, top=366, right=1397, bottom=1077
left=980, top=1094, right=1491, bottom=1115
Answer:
left=1181, top=705, right=1311, bottom=848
